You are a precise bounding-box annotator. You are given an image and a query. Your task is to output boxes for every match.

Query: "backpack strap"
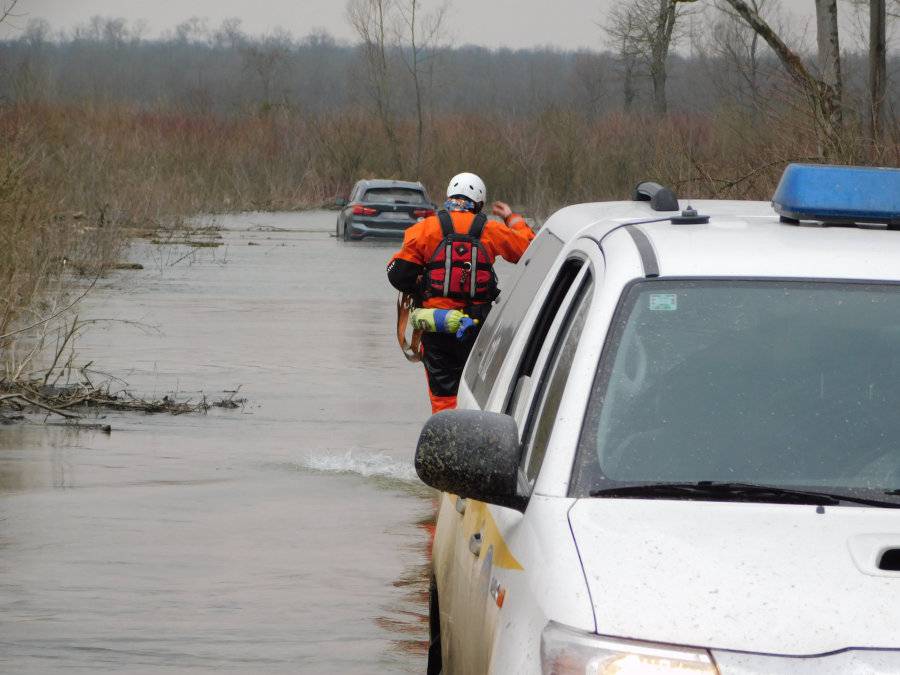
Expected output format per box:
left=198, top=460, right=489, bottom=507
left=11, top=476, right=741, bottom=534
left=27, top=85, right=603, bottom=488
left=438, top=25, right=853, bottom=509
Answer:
left=436, top=209, right=454, bottom=237
left=468, top=212, right=488, bottom=239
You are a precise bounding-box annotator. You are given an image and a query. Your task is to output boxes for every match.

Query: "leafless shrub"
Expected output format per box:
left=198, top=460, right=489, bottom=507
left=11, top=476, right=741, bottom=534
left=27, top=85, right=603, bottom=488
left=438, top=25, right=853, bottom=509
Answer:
left=1, top=99, right=896, bottom=374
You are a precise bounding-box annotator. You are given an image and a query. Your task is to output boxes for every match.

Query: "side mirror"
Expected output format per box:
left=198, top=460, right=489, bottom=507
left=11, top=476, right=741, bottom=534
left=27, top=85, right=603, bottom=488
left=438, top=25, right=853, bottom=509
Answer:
left=415, top=409, right=525, bottom=510
left=335, top=197, right=348, bottom=208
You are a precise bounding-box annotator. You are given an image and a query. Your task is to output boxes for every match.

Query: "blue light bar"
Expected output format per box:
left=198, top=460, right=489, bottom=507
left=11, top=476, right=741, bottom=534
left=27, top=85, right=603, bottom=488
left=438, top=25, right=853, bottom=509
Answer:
left=772, top=164, right=900, bottom=225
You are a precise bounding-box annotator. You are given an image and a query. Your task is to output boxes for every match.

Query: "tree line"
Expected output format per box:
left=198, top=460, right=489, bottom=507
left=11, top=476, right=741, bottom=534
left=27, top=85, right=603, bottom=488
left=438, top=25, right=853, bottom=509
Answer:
left=2, top=9, right=896, bottom=117
left=0, top=1, right=897, bottom=180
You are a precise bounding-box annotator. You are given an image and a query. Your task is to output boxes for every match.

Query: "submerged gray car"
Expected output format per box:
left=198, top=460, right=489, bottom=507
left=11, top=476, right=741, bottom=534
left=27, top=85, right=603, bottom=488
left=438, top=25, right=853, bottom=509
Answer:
left=336, top=179, right=434, bottom=241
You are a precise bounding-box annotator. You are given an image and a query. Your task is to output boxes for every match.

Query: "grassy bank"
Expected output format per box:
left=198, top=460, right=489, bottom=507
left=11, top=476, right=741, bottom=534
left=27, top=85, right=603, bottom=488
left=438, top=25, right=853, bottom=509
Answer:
left=1, top=101, right=895, bottom=373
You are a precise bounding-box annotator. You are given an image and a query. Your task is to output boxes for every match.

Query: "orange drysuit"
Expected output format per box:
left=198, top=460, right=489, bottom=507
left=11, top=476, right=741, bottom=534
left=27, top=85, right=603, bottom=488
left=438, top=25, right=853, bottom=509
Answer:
left=387, top=209, right=534, bottom=413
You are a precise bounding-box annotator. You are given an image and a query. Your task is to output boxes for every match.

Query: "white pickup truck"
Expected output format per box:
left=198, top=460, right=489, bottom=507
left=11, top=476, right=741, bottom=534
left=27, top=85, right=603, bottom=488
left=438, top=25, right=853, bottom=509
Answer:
left=415, top=164, right=900, bottom=674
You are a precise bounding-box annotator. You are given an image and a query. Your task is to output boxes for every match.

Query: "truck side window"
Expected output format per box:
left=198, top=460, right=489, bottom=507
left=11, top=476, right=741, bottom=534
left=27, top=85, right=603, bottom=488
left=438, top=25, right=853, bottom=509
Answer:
left=504, top=257, right=584, bottom=418
left=521, top=277, right=593, bottom=488
left=463, top=231, right=564, bottom=407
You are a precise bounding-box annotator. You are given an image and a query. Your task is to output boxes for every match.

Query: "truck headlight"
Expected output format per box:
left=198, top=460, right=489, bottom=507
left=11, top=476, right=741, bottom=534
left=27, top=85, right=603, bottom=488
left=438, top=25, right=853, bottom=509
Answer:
left=541, top=622, right=718, bottom=674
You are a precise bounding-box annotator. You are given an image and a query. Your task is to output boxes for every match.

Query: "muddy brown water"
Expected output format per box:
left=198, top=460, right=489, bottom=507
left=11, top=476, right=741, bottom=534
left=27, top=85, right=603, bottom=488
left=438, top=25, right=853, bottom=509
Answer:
left=0, top=211, right=509, bottom=673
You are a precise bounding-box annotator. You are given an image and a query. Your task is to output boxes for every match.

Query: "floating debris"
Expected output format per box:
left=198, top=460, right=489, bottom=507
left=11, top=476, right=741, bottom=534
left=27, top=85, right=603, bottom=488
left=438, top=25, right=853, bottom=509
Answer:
left=150, top=239, right=222, bottom=248
left=0, top=379, right=246, bottom=429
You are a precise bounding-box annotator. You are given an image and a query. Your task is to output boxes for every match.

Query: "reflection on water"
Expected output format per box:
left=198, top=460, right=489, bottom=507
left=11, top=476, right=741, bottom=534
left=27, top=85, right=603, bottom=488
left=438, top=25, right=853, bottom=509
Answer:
left=378, top=508, right=437, bottom=660
left=0, top=424, right=92, bottom=493
left=0, top=212, right=437, bottom=673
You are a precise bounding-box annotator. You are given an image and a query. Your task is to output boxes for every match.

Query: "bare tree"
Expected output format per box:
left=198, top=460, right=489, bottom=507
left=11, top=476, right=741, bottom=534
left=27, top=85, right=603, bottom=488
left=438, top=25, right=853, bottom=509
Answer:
left=605, top=0, right=698, bottom=114
left=347, top=0, right=404, bottom=173
left=22, top=17, right=50, bottom=43
left=718, top=0, right=846, bottom=157
left=174, top=17, right=210, bottom=44
left=213, top=17, right=246, bottom=50
left=868, top=0, right=888, bottom=152
left=14, top=18, right=53, bottom=101
left=572, top=50, right=610, bottom=114
left=815, top=0, right=843, bottom=128
left=605, top=7, right=642, bottom=111
left=394, top=0, right=448, bottom=178
left=240, top=31, right=292, bottom=111
left=100, top=16, right=129, bottom=45
left=700, top=0, right=772, bottom=111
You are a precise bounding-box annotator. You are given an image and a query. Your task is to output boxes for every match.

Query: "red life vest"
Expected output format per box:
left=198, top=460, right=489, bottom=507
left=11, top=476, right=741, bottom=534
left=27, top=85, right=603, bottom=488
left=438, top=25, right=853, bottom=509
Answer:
left=421, top=210, right=499, bottom=303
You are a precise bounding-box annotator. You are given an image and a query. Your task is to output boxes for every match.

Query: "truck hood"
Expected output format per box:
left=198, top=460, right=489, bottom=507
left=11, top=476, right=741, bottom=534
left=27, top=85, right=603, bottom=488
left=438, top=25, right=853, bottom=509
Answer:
left=568, top=498, right=900, bottom=655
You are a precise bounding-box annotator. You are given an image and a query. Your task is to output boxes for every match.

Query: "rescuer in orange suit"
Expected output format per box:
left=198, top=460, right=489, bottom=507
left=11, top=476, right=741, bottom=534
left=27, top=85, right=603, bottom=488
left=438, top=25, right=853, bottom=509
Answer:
left=387, top=172, right=534, bottom=413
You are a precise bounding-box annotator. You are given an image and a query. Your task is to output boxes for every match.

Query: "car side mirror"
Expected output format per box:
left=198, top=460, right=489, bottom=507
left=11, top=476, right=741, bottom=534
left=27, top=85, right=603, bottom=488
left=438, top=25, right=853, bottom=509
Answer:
left=415, top=409, right=525, bottom=511
left=335, top=197, right=348, bottom=207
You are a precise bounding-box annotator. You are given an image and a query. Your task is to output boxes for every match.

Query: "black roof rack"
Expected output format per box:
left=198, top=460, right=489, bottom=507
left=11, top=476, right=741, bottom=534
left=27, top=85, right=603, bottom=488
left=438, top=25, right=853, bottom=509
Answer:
left=633, top=181, right=679, bottom=212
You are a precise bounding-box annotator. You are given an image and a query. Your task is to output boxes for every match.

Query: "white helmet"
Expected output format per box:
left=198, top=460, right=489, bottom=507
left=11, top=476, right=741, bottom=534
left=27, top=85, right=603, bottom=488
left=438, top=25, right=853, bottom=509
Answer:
left=446, top=172, right=486, bottom=205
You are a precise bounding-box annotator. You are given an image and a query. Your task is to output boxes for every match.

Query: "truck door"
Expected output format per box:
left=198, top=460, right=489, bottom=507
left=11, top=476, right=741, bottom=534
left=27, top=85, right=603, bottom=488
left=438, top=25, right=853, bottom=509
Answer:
left=436, top=231, right=566, bottom=672
left=460, top=244, right=603, bottom=673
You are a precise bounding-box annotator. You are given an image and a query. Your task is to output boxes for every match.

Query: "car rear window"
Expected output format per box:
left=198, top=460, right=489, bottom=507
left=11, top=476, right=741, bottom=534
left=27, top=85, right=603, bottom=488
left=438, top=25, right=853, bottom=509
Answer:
left=362, top=188, right=428, bottom=204
left=571, top=279, right=900, bottom=499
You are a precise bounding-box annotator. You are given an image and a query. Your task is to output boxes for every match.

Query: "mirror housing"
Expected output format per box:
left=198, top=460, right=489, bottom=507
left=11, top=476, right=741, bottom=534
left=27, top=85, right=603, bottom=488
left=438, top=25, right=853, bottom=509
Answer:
left=415, top=409, right=525, bottom=511
left=335, top=197, right=349, bottom=208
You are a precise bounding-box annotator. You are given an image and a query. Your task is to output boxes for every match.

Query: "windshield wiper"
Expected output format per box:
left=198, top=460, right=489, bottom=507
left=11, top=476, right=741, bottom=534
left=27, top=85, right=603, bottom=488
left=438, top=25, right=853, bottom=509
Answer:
left=589, top=481, right=900, bottom=508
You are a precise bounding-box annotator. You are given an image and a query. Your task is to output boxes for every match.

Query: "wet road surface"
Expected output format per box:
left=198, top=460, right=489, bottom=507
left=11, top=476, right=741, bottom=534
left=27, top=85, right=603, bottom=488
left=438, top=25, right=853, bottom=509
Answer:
left=0, top=212, right=448, bottom=673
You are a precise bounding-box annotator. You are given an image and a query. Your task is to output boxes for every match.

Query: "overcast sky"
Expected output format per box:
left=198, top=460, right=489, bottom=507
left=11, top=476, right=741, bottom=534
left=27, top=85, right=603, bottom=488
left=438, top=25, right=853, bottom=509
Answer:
left=0, top=0, right=840, bottom=50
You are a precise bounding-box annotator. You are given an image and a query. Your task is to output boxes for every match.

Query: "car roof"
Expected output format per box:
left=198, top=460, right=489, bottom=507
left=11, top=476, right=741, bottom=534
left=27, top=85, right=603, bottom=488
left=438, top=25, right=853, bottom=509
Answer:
left=358, top=179, right=426, bottom=191
left=543, top=199, right=900, bottom=282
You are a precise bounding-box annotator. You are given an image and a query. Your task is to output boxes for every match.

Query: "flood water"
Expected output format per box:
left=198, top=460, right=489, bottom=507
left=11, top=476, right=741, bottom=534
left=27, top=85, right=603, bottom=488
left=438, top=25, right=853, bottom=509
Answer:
left=0, top=211, right=446, bottom=673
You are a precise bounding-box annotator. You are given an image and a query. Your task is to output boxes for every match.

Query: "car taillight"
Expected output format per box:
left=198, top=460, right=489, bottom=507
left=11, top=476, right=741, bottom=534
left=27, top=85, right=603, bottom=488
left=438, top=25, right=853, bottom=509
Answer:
left=413, top=209, right=435, bottom=218
left=352, top=205, right=378, bottom=216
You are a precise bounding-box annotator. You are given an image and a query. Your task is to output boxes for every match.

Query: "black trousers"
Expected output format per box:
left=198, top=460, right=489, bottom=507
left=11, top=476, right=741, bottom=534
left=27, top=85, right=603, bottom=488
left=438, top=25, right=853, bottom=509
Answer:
left=421, top=332, right=475, bottom=398
left=420, top=304, right=491, bottom=412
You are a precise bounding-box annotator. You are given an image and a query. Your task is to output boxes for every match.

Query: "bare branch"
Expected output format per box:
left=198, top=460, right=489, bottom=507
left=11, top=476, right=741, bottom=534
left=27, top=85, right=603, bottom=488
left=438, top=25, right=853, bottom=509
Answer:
left=0, top=0, right=21, bottom=26
left=0, top=276, right=98, bottom=344
left=718, top=0, right=845, bottom=157
left=0, top=393, right=81, bottom=419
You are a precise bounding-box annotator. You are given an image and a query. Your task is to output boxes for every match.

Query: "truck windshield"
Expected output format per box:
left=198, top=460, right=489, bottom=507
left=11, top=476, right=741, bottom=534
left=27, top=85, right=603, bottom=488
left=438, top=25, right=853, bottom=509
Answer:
left=571, top=280, right=900, bottom=501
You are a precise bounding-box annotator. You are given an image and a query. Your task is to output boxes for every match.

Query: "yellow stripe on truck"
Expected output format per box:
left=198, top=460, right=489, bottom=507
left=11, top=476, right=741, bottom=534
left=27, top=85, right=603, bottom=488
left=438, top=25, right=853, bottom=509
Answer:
left=455, top=497, right=523, bottom=571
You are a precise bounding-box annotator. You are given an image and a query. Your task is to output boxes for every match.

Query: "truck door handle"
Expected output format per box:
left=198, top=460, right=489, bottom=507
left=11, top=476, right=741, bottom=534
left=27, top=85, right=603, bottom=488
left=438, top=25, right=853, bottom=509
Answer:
left=469, top=532, right=483, bottom=557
